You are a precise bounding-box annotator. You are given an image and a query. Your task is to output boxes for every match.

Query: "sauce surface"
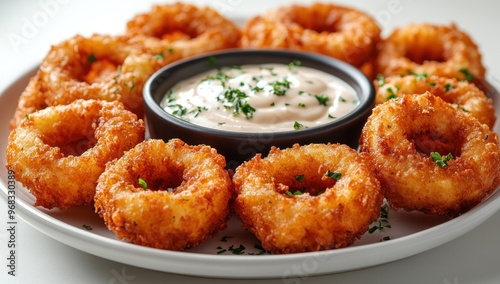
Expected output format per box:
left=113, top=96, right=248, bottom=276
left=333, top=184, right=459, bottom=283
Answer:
left=160, top=62, right=359, bottom=132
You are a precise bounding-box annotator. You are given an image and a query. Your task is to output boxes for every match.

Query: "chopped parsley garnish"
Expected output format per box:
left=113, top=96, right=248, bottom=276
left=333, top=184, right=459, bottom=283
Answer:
left=444, top=83, right=454, bottom=92
left=251, top=85, right=264, bottom=92
left=324, top=170, right=341, bottom=180
left=208, top=56, right=219, bottom=67
left=154, top=53, right=164, bottom=60
left=203, top=70, right=231, bottom=87
left=429, top=81, right=436, bottom=86
left=218, top=88, right=255, bottom=119
left=386, top=87, right=397, bottom=100
left=217, top=243, right=268, bottom=255
left=87, top=53, right=97, bottom=63
left=406, top=69, right=428, bottom=81
left=413, top=72, right=428, bottom=81
left=82, top=224, right=92, bottom=230
left=138, top=177, right=148, bottom=189
left=220, top=236, right=232, bottom=242
left=270, top=79, right=291, bottom=96
left=368, top=203, right=391, bottom=234
left=431, top=152, right=453, bottom=168
left=228, top=244, right=246, bottom=255
left=260, top=66, right=277, bottom=76
left=248, top=244, right=268, bottom=255
left=293, top=121, right=304, bottom=130
left=459, top=68, right=474, bottom=82
left=285, top=190, right=303, bottom=196
left=188, top=106, right=208, bottom=118
left=376, top=74, right=385, bottom=86
left=315, top=94, right=329, bottom=106
left=127, top=81, right=136, bottom=90
left=288, top=59, right=302, bottom=71
left=295, top=174, right=305, bottom=182
left=170, top=103, right=188, bottom=117
left=338, top=96, right=347, bottom=103
left=457, top=105, right=470, bottom=113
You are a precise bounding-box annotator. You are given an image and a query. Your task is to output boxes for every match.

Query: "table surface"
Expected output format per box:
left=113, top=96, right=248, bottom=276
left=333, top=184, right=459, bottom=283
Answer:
left=1, top=0, right=500, bottom=283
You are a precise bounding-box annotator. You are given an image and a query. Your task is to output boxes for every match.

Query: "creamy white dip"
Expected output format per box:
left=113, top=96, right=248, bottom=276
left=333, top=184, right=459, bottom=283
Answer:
left=160, top=61, right=359, bottom=132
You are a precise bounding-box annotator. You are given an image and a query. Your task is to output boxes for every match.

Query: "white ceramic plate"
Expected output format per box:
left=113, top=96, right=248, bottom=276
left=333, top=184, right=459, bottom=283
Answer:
left=1, top=67, right=500, bottom=279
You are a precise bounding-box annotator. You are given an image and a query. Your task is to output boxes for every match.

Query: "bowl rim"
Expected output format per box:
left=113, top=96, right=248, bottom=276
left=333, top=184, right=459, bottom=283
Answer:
left=143, top=48, right=375, bottom=138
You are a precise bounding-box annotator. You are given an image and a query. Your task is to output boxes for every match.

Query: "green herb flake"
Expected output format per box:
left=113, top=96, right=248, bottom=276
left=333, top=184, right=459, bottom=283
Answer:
left=444, top=83, right=454, bottom=92
left=208, top=56, right=219, bottom=67
left=431, top=152, right=453, bottom=168
left=87, top=53, right=97, bottom=63
left=325, top=170, right=341, bottom=180
left=407, top=70, right=428, bottom=81
left=216, top=246, right=227, bottom=254
left=457, top=105, right=470, bottom=113
left=293, top=121, right=304, bottom=130
left=261, top=66, right=277, bottom=76
left=250, top=244, right=268, bottom=255
left=154, top=53, right=164, bottom=60
left=138, top=177, right=148, bottom=189
left=285, top=190, right=303, bottom=196
left=288, top=59, right=301, bottom=70
left=386, top=87, right=397, bottom=100
left=270, top=79, right=291, bottom=96
left=295, top=174, right=305, bottom=182
left=315, top=94, right=329, bottom=106
left=220, top=236, right=232, bottom=242
left=459, top=68, right=474, bottom=82
left=82, top=224, right=92, bottom=230
left=228, top=244, right=246, bottom=255
left=376, top=74, right=385, bottom=86
left=368, top=203, right=391, bottom=234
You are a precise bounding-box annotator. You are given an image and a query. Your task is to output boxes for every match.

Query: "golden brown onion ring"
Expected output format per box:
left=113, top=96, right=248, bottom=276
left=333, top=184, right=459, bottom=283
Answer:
left=375, top=23, right=486, bottom=86
left=94, top=139, right=233, bottom=250
left=33, top=34, right=157, bottom=121
left=375, top=74, right=496, bottom=128
left=232, top=143, right=383, bottom=254
left=6, top=99, right=145, bottom=209
left=240, top=3, right=381, bottom=67
left=125, top=2, right=241, bottom=64
left=360, top=92, right=500, bottom=216
left=9, top=72, right=47, bottom=129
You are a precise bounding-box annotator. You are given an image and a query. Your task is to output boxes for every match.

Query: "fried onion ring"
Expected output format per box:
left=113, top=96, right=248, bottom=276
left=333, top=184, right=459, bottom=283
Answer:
left=360, top=92, right=500, bottom=216
left=94, top=139, right=233, bottom=250
left=375, top=75, right=496, bottom=128
left=9, top=72, right=47, bottom=129
left=125, top=3, right=241, bottom=64
left=6, top=99, right=145, bottom=209
left=240, top=3, right=381, bottom=67
left=232, top=143, right=383, bottom=254
left=37, top=34, right=157, bottom=118
left=375, top=23, right=486, bottom=85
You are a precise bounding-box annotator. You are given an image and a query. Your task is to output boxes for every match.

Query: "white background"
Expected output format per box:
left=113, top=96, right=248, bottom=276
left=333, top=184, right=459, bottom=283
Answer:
left=1, top=0, right=500, bottom=283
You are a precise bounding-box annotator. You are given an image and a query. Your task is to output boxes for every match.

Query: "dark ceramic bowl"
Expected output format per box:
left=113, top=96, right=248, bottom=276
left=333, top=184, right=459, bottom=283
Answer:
left=144, top=49, right=375, bottom=169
